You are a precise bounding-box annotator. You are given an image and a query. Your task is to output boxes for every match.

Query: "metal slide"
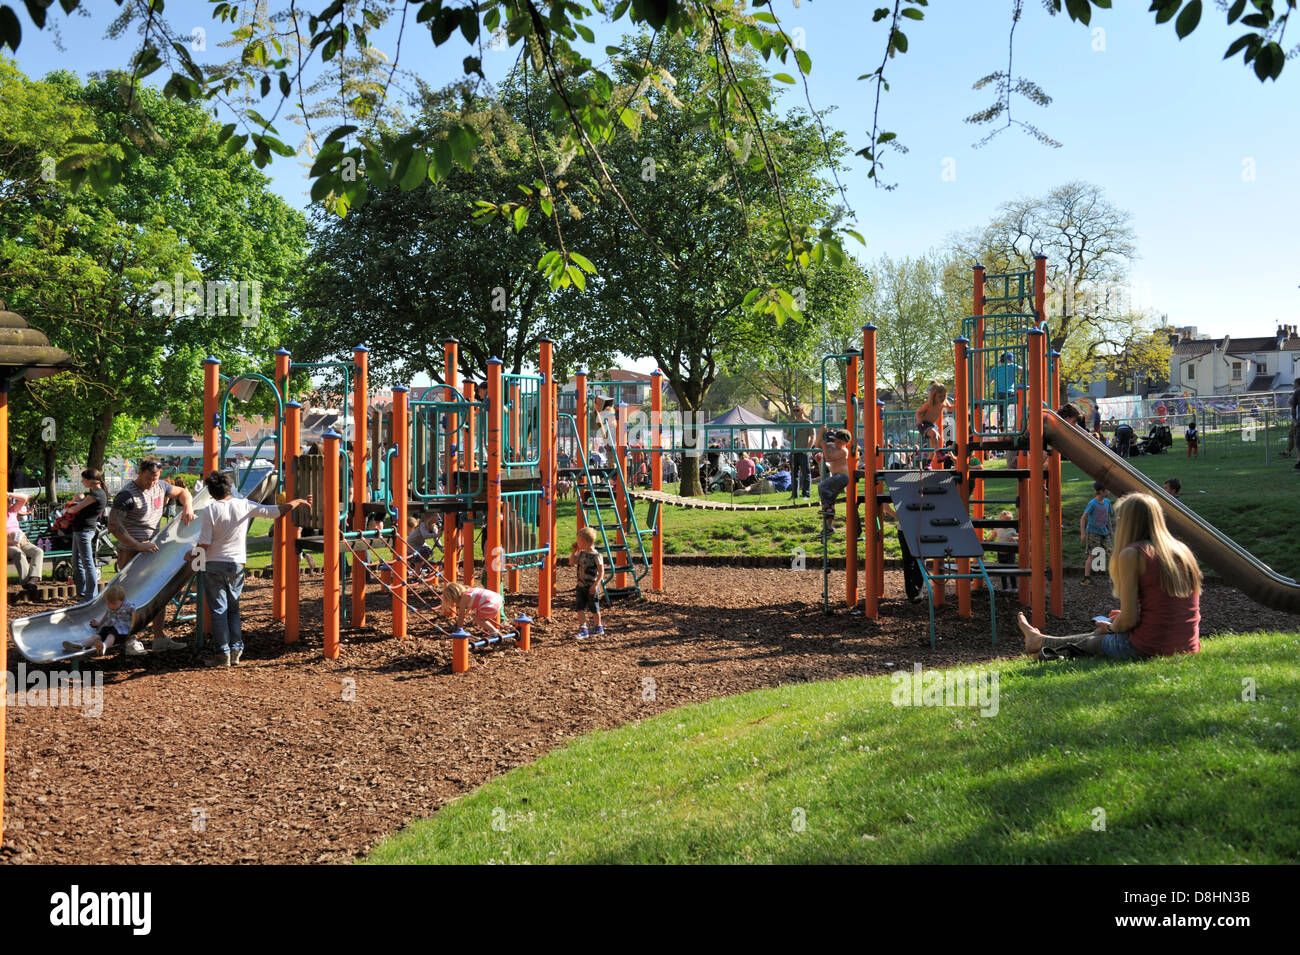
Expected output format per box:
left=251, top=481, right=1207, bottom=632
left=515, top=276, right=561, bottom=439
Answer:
left=10, top=469, right=278, bottom=664
left=1042, top=410, right=1300, bottom=614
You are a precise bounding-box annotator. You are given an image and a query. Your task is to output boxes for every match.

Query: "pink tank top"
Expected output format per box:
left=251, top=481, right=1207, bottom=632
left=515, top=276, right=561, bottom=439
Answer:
left=468, top=587, right=502, bottom=620
left=1126, top=542, right=1200, bottom=658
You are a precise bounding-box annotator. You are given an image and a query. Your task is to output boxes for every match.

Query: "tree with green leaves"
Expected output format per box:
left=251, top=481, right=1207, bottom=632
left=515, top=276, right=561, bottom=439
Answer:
left=729, top=258, right=871, bottom=421
left=866, top=253, right=956, bottom=407
left=568, top=33, right=851, bottom=495
left=3, top=1, right=1284, bottom=315
left=0, top=68, right=307, bottom=472
left=946, top=180, right=1138, bottom=402
left=295, top=80, right=620, bottom=386
left=1059, top=314, right=1174, bottom=398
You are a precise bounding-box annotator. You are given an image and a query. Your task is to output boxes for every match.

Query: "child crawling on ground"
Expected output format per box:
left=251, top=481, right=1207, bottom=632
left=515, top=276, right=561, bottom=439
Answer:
left=441, top=580, right=507, bottom=638
left=915, top=382, right=954, bottom=468
left=63, top=584, right=133, bottom=657
left=570, top=526, right=605, bottom=640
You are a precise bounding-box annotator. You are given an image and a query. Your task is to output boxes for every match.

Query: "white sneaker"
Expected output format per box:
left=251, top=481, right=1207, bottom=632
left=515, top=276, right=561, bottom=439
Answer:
left=124, top=638, right=148, bottom=656
left=152, top=635, right=186, bottom=651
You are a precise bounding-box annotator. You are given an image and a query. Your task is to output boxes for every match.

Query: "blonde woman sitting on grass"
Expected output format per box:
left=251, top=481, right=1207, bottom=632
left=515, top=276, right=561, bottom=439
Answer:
left=1019, top=493, right=1201, bottom=661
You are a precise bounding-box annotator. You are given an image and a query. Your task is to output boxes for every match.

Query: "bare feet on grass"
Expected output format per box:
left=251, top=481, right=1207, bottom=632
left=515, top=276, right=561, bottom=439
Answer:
left=1018, top=612, right=1044, bottom=655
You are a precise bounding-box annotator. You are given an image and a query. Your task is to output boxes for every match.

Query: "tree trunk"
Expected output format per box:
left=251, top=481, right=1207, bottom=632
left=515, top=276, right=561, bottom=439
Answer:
left=43, top=443, right=57, bottom=505
left=86, top=403, right=117, bottom=472
left=677, top=401, right=704, bottom=498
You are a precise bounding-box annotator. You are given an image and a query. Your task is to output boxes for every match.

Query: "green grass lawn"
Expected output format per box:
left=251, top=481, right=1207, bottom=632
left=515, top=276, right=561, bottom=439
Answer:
left=365, top=631, right=1300, bottom=865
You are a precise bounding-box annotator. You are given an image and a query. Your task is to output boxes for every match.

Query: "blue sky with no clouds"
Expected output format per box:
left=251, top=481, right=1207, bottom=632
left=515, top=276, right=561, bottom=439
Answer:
left=10, top=1, right=1299, bottom=362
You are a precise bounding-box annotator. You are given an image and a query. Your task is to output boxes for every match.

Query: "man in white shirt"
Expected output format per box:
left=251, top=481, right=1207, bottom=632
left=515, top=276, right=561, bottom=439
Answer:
left=194, top=471, right=310, bottom=667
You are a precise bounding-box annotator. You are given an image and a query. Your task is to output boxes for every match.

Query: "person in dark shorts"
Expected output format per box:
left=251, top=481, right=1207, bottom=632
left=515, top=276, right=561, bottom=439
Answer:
left=571, top=526, right=605, bottom=640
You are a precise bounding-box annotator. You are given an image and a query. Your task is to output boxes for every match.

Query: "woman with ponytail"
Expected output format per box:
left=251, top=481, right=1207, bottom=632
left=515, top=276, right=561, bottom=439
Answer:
left=65, top=468, right=108, bottom=601
left=1020, top=493, right=1201, bottom=660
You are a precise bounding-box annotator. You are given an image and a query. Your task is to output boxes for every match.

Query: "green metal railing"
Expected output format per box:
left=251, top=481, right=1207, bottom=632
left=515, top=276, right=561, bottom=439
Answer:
left=503, top=372, right=543, bottom=469
left=409, top=387, right=486, bottom=505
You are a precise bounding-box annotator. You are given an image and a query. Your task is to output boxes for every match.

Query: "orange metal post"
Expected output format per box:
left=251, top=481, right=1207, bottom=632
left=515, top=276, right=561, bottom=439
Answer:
left=650, top=369, right=664, bottom=591
left=1049, top=349, right=1064, bottom=618
left=452, top=628, right=470, bottom=673
left=461, top=380, right=475, bottom=585
left=1027, top=328, right=1047, bottom=629
left=550, top=379, right=560, bottom=598
left=0, top=383, right=8, bottom=841
left=954, top=337, right=972, bottom=618
left=515, top=614, right=532, bottom=652
left=875, top=397, right=886, bottom=596
left=614, top=403, right=629, bottom=590
left=285, top=400, right=302, bottom=643
left=1017, top=384, right=1029, bottom=605
left=539, top=339, right=555, bottom=617
left=970, top=266, right=986, bottom=552
left=505, top=375, right=519, bottom=594
left=1034, top=254, right=1049, bottom=403
left=485, top=359, right=503, bottom=595
left=322, top=429, right=342, bottom=659
left=273, top=348, right=291, bottom=622
left=352, top=346, right=369, bottom=627
left=846, top=351, right=860, bottom=609
left=443, top=338, right=459, bottom=584
left=861, top=326, right=879, bottom=618
left=202, top=357, right=221, bottom=477
left=392, top=386, right=409, bottom=639
left=973, top=264, right=986, bottom=445
left=575, top=368, right=588, bottom=534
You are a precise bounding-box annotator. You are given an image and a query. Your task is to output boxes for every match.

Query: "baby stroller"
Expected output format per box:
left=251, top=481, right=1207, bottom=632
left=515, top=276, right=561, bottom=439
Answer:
left=1137, top=423, right=1173, bottom=456
left=42, top=503, right=113, bottom=583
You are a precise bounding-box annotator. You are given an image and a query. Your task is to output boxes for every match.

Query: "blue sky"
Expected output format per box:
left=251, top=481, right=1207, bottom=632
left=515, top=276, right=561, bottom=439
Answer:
left=11, top=1, right=1299, bottom=371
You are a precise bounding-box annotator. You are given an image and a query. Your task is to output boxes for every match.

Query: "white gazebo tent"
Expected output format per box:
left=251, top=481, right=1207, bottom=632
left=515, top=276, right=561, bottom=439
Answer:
left=707, top=406, right=785, bottom=451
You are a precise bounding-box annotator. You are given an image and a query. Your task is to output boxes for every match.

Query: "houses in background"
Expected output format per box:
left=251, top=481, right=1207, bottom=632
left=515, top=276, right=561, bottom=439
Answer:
left=1168, top=325, right=1300, bottom=397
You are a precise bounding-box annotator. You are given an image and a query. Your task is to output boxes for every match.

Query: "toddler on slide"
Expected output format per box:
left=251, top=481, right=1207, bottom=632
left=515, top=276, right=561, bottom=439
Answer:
left=63, top=584, right=134, bottom=657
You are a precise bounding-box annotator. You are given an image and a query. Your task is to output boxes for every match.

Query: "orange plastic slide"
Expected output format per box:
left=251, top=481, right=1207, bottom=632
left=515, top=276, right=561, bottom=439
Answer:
left=1042, top=409, right=1300, bottom=614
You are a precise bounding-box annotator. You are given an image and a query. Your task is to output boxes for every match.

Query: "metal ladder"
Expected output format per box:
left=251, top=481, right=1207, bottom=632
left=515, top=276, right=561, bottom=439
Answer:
left=558, top=413, right=652, bottom=601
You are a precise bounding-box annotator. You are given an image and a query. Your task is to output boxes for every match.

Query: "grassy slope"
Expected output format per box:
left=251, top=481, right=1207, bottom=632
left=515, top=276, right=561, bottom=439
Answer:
left=366, top=631, right=1300, bottom=865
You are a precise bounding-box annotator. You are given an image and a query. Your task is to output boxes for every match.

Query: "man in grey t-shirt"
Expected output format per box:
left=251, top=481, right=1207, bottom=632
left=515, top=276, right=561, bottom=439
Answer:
left=108, top=459, right=195, bottom=654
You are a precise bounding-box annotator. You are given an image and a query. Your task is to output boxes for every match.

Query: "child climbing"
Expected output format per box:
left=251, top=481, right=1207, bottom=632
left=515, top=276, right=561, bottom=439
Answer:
left=63, top=584, right=133, bottom=657
left=1080, top=482, right=1113, bottom=584
left=915, top=382, right=954, bottom=469
left=570, top=526, right=605, bottom=640
left=441, top=581, right=507, bottom=639
left=814, top=427, right=852, bottom=536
